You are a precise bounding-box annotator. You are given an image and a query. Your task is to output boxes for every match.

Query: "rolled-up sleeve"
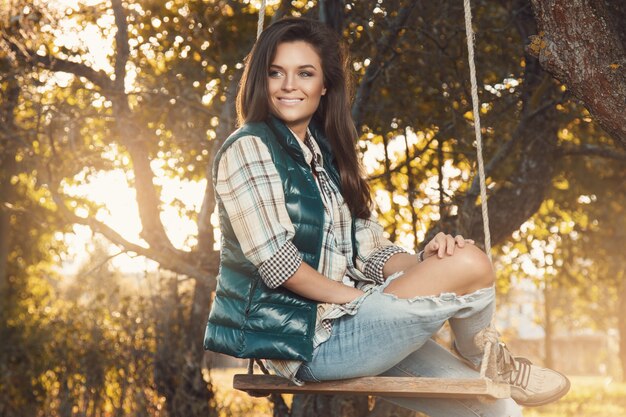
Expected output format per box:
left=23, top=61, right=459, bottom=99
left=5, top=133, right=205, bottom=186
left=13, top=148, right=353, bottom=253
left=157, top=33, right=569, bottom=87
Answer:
left=354, top=214, right=408, bottom=284
left=215, top=135, right=301, bottom=289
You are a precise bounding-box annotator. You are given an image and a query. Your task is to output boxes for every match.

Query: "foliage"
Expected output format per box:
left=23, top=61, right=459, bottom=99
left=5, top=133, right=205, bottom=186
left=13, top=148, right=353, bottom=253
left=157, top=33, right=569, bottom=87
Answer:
left=0, top=238, right=171, bottom=417
left=211, top=368, right=277, bottom=417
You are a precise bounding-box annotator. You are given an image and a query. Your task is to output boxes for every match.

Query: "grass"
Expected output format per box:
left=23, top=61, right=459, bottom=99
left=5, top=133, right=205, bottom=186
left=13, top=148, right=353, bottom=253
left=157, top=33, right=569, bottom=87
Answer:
left=209, top=369, right=626, bottom=417
left=523, top=376, right=626, bottom=417
left=210, top=368, right=274, bottom=417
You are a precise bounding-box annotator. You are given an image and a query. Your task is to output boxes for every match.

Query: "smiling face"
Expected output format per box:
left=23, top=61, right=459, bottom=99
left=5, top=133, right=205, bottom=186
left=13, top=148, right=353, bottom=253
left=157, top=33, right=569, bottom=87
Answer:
left=268, top=41, right=327, bottom=141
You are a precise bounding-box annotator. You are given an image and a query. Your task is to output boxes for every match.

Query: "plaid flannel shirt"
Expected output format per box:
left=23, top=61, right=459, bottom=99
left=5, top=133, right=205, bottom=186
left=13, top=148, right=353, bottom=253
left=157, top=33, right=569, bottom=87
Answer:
left=215, top=129, right=407, bottom=383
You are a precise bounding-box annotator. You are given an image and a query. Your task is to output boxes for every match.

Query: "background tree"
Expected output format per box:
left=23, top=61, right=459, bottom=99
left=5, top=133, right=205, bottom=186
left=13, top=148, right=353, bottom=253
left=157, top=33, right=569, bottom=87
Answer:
left=1, top=0, right=624, bottom=416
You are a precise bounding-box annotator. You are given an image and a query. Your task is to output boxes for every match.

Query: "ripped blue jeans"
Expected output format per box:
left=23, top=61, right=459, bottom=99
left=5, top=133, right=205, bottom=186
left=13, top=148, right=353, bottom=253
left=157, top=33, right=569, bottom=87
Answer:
left=295, top=273, right=523, bottom=417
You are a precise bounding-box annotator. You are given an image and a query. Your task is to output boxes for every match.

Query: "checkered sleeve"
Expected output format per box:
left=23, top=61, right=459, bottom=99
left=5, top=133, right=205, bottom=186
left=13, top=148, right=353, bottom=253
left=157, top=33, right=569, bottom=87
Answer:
left=363, top=245, right=408, bottom=284
left=215, top=135, right=302, bottom=288
left=258, top=240, right=303, bottom=289
left=354, top=212, right=408, bottom=284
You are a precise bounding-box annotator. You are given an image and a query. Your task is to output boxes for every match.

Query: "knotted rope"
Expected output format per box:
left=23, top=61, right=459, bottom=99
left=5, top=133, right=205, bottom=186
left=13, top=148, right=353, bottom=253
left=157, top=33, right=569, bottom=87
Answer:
left=475, top=325, right=500, bottom=380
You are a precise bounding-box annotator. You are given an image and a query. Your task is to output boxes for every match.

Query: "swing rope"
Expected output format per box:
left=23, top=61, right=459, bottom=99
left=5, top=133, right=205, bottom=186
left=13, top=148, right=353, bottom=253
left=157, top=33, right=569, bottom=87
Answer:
left=462, top=0, right=500, bottom=381
left=256, top=0, right=268, bottom=40
left=248, top=0, right=268, bottom=378
left=463, top=0, right=492, bottom=260
left=245, top=0, right=502, bottom=390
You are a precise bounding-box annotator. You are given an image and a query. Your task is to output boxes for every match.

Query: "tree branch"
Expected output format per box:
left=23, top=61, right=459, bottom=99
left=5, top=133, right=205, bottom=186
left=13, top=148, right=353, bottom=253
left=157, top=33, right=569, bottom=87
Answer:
left=351, top=2, right=420, bottom=132
left=529, top=0, right=626, bottom=148
left=557, top=143, right=626, bottom=162
left=49, top=187, right=213, bottom=283
left=2, top=34, right=113, bottom=90
left=367, top=135, right=437, bottom=181
left=197, top=69, right=242, bottom=259
left=104, top=1, right=176, bottom=253
left=318, top=0, right=345, bottom=33
left=111, top=0, right=129, bottom=92
left=463, top=94, right=562, bottom=204
left=0, top=72, right=20, bottom=297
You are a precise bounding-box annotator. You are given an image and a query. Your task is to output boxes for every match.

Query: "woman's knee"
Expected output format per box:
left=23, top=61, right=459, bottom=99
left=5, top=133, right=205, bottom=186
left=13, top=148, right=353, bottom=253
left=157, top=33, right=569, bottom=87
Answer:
left=454, top=244, right=495, bottom=288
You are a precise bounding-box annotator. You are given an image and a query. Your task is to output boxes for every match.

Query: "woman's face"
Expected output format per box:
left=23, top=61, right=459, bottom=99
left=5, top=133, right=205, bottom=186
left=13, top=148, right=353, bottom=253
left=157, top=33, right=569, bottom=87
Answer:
left=268, top=41, right=327, bottom=139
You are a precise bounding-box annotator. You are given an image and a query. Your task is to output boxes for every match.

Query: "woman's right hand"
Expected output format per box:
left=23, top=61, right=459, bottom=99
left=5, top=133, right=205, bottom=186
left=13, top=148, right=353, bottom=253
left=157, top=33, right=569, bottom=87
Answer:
left=422, top=232, right=475, bottom=260
left=282, top=262, right=365, bottom=305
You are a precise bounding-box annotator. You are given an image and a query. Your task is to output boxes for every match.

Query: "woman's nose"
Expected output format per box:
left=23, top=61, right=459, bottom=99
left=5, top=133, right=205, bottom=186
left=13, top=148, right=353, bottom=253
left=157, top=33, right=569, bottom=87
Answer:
left=281, top=74, right=296, bottom=91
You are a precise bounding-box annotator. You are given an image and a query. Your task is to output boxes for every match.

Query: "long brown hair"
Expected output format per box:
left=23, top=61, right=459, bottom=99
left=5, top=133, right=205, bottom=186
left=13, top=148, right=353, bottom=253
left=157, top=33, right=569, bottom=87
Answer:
left=236, top=17, right=372, bottom=219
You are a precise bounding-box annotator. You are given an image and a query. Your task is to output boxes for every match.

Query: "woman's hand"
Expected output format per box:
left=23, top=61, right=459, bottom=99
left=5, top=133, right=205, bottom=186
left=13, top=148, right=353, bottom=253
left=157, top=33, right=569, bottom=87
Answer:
left=282, top=262, right=365, bottom=305
left=423, top=232, right=475, bottom=260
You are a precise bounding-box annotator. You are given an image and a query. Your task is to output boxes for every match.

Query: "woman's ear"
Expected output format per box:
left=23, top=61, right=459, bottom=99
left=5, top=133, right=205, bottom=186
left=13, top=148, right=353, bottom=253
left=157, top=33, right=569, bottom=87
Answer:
left=322, top=87, right=327, bottom=95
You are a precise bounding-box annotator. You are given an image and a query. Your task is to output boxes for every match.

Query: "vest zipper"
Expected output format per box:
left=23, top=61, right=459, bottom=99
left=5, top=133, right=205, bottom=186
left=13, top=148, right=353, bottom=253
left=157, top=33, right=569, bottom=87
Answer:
left=244, top=277, right=260, bottom=315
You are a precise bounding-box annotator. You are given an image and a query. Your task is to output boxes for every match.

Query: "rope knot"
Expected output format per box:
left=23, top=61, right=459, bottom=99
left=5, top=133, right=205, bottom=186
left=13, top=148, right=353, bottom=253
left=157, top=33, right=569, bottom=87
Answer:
left=474, top=324, right=499, bottom=347
left=476, top=325, right=500, bottom=381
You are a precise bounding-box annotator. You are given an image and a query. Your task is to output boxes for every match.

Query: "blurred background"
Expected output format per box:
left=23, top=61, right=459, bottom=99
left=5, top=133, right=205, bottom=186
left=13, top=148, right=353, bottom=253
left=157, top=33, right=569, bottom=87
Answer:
left=1, top=0, right=625, bottom=416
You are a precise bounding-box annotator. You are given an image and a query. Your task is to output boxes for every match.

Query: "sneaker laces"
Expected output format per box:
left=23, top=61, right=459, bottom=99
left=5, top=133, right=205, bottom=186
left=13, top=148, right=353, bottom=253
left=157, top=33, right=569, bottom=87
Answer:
left=497, top=343, right=532, bottom=390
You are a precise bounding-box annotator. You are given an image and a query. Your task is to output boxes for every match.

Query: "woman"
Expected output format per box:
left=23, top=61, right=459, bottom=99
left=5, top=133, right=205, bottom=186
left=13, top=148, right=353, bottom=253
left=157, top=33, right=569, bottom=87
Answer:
left=204, top=17, right=569, bottom=416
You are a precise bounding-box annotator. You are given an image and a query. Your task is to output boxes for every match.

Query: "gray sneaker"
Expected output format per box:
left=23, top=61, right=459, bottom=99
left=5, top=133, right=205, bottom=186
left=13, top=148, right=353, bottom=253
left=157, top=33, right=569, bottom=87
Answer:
left=496, top=343, right=571, bottom=407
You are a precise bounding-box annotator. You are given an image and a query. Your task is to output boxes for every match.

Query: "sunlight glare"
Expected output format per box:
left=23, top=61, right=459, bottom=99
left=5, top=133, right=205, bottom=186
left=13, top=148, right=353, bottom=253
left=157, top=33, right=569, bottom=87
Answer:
left=63, top=168, right=206, bottom=273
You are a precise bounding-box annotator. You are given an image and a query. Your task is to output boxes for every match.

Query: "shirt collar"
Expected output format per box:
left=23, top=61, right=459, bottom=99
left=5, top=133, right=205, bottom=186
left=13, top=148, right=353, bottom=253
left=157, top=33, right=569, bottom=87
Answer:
left=289, top=127, right=323, bottom=168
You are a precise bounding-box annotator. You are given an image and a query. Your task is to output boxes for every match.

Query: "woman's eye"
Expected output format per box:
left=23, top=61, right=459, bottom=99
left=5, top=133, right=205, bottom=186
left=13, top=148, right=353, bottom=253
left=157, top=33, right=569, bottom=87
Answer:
left=268, top=70, right=283, bottom=78
left=299, top=71, right=313, bottom=77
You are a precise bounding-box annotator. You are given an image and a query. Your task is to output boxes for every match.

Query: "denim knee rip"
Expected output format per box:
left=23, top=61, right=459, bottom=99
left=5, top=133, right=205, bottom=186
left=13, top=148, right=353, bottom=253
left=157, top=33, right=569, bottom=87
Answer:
left=376, top=270, right=495, bottom=307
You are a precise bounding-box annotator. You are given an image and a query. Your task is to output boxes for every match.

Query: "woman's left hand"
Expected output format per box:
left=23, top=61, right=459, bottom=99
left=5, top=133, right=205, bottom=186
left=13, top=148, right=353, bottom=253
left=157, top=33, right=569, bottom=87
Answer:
left=423, top=232, right=475, bottom=260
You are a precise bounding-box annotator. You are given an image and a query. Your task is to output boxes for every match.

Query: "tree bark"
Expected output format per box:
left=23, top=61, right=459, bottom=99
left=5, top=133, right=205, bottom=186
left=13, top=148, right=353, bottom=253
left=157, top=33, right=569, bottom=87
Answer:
left=529, top=0, right=626, bottom=149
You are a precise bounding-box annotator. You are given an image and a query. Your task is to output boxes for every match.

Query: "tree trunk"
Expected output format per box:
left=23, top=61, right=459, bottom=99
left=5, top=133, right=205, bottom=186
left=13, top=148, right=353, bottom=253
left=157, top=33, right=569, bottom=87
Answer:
left=153, top=275, right=216, bottom=417
left=0, top=73, right=19, bottom=305
left=318, top=0, right=345, bottom=33
left=0, top=154, right=13, bottom=305
left=171, top=277, right=217, bottom=417
left=291, top=394, right=369, bottom=417
left=529, top=0, right=626, bottom=149
left=368, top=399, right=417, bottom=417
left=543, top=282, right=554, bottom=369
left=618, top=281, right=626, bottom=381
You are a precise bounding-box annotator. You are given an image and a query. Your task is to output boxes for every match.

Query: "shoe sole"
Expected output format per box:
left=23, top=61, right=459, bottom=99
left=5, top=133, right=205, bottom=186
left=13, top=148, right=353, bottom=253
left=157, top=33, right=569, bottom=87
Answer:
left=514, top=371, right=571, bottom=407
left=451, top=342, right=572, bottom=407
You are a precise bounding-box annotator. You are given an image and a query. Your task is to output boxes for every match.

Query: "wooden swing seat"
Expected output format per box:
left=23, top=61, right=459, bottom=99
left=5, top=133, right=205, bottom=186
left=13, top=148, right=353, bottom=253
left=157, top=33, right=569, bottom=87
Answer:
left=233, top=374, right=511, bottom=399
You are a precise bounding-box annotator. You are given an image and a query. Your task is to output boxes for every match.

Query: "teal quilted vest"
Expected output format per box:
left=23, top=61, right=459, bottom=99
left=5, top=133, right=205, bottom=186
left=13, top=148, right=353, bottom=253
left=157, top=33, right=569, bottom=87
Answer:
left=203, top=116, right=344, bottom=361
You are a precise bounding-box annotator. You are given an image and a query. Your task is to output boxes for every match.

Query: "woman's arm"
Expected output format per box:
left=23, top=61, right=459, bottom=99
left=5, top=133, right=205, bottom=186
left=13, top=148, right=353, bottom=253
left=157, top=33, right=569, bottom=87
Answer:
left=215, top=136, right=301, bottom=289
left=282, top=262, right=364, bottom=304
